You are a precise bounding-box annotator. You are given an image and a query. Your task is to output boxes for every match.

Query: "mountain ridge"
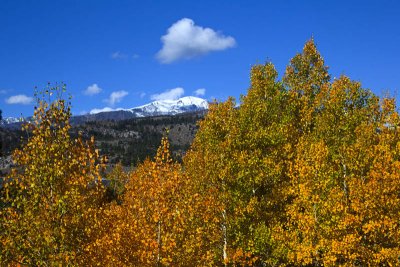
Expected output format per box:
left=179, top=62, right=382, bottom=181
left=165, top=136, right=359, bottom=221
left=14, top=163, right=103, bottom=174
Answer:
left=1, top=96, right=209, bottom=126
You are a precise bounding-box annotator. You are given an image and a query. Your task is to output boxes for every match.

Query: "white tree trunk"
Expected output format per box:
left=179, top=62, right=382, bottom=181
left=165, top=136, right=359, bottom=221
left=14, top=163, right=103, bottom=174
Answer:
left=222, top=209, right=227, bottom=266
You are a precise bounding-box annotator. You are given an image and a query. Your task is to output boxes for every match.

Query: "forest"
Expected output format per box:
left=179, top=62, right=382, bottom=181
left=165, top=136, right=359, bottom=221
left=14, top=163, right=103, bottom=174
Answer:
left=1, top=40, right=399, bottom=266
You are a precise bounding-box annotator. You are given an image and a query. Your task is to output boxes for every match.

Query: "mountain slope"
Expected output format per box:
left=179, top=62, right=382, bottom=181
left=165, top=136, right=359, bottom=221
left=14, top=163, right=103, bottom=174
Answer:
left=90, top=96, right=208, bottom=116
left=1, top=96, right=209, bottom=126
left=129, top=96, right=208, bottom=117
left=74, top=96, right=208, bottom=124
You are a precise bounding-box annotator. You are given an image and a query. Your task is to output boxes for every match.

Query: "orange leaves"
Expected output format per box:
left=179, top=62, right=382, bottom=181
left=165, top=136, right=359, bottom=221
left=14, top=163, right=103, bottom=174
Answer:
left=88, top=136, right=215, bottom=265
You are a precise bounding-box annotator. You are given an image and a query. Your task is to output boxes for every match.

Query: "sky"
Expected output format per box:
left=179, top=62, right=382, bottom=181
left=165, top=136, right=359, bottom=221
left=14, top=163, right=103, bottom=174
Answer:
left=1, top=0, right=399, bottom=118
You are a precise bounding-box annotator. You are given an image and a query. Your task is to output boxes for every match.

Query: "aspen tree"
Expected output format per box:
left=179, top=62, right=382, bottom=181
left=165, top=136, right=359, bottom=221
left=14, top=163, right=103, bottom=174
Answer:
left=0, top=84, right=105, bottom=265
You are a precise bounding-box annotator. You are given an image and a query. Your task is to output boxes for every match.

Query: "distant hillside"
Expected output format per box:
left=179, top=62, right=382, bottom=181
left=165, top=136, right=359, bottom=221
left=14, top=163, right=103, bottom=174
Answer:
left=2, top=96, right=209, bottom=127
left=0, top=110, right=206, bottom=176
left=71, top=110, right=206, bottom=165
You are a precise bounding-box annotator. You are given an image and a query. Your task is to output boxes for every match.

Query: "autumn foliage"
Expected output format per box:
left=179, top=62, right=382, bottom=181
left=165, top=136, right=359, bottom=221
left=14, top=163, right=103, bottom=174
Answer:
left=1, top=40, right=400, bottom=266
left=0, top=85, right=105, bottom=265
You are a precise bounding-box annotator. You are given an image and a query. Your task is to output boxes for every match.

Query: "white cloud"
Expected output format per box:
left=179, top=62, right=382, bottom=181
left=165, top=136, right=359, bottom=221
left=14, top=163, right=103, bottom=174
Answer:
left=83, top=83, right=102, bottom=96
left=151, top=87, right=184, bottom=101
left=104, top=90, right=129, bottom=106
left=156, top=18, right=236, bottom=63
left=194, top=88, right=206, bottom=96
left=111, top=51, right=128, bottom=60
left=5, top=94, right=33, bottom=105
left=111, top=52, right=139, bottom=60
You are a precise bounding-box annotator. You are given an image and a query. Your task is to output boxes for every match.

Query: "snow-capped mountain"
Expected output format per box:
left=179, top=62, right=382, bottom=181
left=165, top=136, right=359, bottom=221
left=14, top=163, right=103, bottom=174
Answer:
left=2, top=117, right=23, bottom=124
left=1, top=96, right=209, bottom=126
left=90, top=96, right=208, bottom=117
left=76, top=96, right=208, bottom=123
left=0, top=117, right=35, bottom=129
left=128, top=96, right=208, bottom=117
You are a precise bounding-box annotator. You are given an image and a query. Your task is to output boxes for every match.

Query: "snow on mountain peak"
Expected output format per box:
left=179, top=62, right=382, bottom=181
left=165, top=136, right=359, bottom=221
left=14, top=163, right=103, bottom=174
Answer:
left=90, top=107, right=123, bottom=115
left=130, top=96, right=208, bottom=116
left=176, top=96, right=209, bottom=108
left=1, top=96, right=209, bottom=125
left=89, top=96, right=208, bottom=116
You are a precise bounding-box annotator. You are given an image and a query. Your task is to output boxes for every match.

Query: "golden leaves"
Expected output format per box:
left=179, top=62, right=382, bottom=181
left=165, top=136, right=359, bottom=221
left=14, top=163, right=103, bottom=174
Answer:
left=0, top=84, right=105, bottom=265
left=87, top=136, right=216, bottom=266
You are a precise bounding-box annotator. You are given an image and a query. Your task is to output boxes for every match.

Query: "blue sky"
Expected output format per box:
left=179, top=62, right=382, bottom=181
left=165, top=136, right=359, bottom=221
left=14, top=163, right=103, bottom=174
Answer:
left=1, top=0, right=399, bottom=118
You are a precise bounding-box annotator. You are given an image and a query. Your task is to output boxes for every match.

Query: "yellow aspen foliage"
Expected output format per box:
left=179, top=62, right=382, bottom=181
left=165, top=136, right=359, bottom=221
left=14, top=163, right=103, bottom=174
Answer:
left=185, top=39, right=400, bottom=266
left=280, top=44, right=400, bottom=265
left=88, top=136, right=218, bottom=266
left=0, top=84, right=105, bottom=266
left=185, top=63, right=292, bottom=265
left=2, top=40, right=399, bottom=266
left=184, top=99, right=239, bottom=265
